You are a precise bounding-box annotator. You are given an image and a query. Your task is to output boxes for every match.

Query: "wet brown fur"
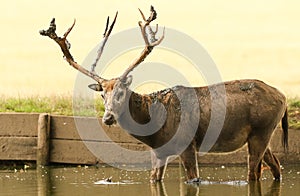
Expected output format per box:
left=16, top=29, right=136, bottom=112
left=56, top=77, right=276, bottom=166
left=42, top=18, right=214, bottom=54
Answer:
left=106, top=79, right=288, bottom=182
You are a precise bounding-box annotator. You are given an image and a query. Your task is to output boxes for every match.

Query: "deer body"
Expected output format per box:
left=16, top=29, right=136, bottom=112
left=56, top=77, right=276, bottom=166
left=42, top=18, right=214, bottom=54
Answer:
left=40, top=6, right=288, bottom=183
left=123, top=79, right=287, bottom=151
left=106, top=79, right=287, bottom=182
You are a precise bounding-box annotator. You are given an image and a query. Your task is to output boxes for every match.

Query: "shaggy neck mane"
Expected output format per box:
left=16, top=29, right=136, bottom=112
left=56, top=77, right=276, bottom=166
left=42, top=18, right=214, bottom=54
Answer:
left=128, top=91, right=152, bottom=125
left=116, top=90, right=154, bottom=146
left=118, top=87, right=180, bottom=148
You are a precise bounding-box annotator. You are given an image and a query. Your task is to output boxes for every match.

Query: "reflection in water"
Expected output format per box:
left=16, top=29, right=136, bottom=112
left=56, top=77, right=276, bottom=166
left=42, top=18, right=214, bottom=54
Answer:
left=150, top=182, right=167, bottom=196
left=0, top=165, right=298, bottom=195
left=150, top=180, right=281, bottom=196
left=37, top=166, right=52, bottom=196
left=248, top=181, right=281, bottom=196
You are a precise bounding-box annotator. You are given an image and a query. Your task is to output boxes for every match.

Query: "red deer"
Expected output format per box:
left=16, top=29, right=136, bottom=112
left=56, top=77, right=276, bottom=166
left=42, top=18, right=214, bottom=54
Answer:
left=40, top=6, right=288, bottom=183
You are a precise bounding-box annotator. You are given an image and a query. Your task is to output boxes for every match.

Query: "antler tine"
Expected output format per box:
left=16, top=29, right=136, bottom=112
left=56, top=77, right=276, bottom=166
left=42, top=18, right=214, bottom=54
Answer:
left=106, top=11, right=118, bottom=37
left=91, top=11, right=118, bottom=73
left=103, top=16, right=110, bottom=37
left=120, top=6, right=165, bottom=80
left=40, top=14, right=117, bottom=84
left=39, top=18, right=75, bottom=61
left=138, top=8, right=147, bottom=22
left=63, top=19, right=76, bottom=40
left=148, top=24, right=165, bottom=45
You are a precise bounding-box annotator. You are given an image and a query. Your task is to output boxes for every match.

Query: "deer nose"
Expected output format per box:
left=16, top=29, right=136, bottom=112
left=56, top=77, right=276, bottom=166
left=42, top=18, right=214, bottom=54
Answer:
left=102, top=113, right=116, bottom=125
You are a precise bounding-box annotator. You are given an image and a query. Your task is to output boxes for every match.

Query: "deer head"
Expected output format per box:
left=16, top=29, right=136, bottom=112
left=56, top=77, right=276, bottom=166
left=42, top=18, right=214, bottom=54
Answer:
left=88, top=77, right=133, bottom=125
left=40, top=6, right=164, bottom=125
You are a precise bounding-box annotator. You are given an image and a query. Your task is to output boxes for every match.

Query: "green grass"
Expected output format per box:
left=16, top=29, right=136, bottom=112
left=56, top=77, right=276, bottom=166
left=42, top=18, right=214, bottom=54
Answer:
left=287, top=98, right=300, bottom=129
left=0, top=96, right=299, bottom=129
left=0, top=96, right=104, bottom=117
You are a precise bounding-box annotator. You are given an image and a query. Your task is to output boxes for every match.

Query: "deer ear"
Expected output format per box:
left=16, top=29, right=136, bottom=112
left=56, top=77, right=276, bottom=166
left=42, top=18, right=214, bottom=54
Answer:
left=88, top=83, right=103, bottom=91
left=123, top=75, right=132, bottom=87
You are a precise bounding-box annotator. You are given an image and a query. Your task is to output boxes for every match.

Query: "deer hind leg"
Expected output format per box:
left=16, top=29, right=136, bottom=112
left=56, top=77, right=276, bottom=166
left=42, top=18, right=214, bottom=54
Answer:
left=263, top=148, right=281, bottom=180
left=247, top=135, right=270, bottom=181
left=180, top=145, right=199, bottom=182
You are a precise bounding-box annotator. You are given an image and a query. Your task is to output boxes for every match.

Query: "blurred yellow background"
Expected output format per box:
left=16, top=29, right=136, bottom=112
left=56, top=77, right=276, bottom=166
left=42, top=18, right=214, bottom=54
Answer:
left=1, top=0, right=300, bottom=97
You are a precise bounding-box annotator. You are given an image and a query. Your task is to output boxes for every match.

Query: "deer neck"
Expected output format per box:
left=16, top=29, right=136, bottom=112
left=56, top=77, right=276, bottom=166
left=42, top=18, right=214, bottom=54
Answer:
left=128, top=90, right=152, bottom=124
left=115, top=90, right=155, bottom=146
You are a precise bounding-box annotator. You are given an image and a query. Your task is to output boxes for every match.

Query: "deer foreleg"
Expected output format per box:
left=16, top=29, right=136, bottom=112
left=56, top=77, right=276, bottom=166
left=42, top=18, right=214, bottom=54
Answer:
left=180, top=145, right=199, bottom=182
left=150, top=150, right=167, bottom=183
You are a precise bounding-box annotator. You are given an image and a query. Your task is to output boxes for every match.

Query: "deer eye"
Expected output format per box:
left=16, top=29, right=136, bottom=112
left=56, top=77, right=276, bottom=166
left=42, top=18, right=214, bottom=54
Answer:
left=119, top=92, right=124, bottom=98
left=100, top=92, right=105, bottom=99
left=115, top=91, right=124, bottom=101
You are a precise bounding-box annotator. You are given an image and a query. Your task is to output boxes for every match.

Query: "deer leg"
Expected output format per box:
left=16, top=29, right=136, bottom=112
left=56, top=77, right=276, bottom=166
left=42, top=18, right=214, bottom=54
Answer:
left=180, top=145, right=199, bottom=182
left=247, top=136, right=268, bottom=181
left=248, top=155, right=263, bottom=181
left=150, top=166, right=166, bottom=183
left=150, top=150, right=167, bottom=183
left=256, top=160, right=262, bottom=180
left=263, top=148, right=281, bottom=180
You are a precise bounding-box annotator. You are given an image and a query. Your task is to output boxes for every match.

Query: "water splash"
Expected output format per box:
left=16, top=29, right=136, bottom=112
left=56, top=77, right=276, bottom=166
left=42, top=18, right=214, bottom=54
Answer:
left=94, top=178, right=141, bottom=185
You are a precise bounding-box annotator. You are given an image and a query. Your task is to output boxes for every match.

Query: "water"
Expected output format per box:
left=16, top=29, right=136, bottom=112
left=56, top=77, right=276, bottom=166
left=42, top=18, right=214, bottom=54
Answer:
left=0, top=164, right=299, bottom=196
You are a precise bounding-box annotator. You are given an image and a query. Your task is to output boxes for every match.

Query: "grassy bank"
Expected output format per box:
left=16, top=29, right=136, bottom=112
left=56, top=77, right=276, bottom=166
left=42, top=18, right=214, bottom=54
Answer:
left=0, top=96, right=104, bottom=117
left=287, top=98, right=300, bottom=129
left=0, top=96, right=299, bottom=129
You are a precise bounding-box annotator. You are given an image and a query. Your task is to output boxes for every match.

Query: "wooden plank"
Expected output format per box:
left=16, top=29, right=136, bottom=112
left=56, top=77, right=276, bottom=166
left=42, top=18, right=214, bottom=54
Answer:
left=0, top=113, right=39, bottom=137
left=198, top=146, right=248, bottom=165
left=270, top=128, right=300, bottom=164
left=0, top=137, right=37, bottom=160
left=0, top=113, right=298, bottom=165
left=37, top=113, right=50, bottom=166
left=50, top=139, right=149, bottom=165
left=50, top=139, right=99, bottom=164
left=50, top=115, right=81, bottom=140
left=197, top=128, right=300, bottom=165
left=50, top=115, right=142, bottom=143
left=270, top=128, right=294, bottom=153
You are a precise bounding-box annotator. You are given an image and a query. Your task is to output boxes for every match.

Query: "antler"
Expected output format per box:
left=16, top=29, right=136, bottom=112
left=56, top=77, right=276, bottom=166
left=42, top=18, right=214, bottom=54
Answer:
left=91, top=13, right=118, bottom=73
left=120, top=6, right=165, bottom=80
left=39, top=12, right=118, bottom=84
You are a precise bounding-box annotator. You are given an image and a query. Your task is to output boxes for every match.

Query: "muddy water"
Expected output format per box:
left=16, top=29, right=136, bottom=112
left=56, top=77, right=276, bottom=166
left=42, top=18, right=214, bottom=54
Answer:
left=0, top=164, right=299, bottom=196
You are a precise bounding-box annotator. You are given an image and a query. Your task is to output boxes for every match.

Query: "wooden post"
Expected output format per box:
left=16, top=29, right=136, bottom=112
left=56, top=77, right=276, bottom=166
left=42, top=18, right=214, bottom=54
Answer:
left=37, top=113, right=50, bottom=166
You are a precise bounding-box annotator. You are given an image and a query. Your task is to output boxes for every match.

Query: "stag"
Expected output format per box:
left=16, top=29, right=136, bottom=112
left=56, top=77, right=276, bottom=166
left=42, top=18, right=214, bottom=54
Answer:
left=40, top=6, right=288, bottom=183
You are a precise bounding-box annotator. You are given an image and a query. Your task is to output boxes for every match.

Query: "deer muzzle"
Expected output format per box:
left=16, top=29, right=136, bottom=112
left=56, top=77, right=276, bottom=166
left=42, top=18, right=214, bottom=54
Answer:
left=102, top=112, right=116, bottom=125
